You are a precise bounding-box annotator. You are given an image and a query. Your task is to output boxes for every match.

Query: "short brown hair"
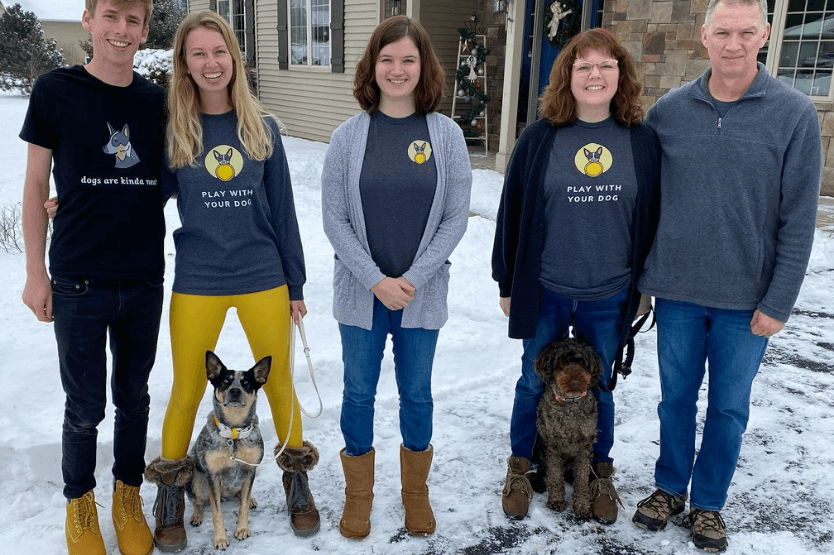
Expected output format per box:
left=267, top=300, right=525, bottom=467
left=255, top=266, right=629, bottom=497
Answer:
left=354, top=16, right=444, bottom=115
left=539, top=28, right=643, bottom=127
left=86, top=0, right=154, bottom=26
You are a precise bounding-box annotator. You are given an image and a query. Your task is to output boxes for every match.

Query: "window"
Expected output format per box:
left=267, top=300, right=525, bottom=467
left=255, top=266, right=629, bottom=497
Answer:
left=765, top=0, right=834, bottom=99
left=290, top=0, right=331, bottom=67
left=214, top=0, right=254, bottom=65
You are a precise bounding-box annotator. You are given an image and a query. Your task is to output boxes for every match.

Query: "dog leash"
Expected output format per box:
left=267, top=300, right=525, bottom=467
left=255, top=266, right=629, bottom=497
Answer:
left=230, top=316, right=323, bottom=467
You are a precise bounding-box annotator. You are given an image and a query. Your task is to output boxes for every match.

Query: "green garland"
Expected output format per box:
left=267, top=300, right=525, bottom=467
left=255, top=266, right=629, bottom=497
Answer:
left=543, top=0, right=582, bottom=50
left=455, top=28, right=491, bottom=135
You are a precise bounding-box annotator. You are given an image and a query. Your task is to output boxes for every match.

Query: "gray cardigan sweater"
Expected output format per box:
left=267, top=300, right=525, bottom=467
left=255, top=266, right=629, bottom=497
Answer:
left=322, top=111, right=472, bottom=330
left=639, top=64, right=821, bottom=322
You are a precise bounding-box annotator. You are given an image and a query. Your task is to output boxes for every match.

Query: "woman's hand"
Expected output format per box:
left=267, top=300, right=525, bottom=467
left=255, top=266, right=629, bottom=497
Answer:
left=500, top=297, right=511, bottom=317
left=44, top=197, right=58, bottom=219
left=372, top=277, right=415, bottom=310
left=290, top=300, right=307, bottom=325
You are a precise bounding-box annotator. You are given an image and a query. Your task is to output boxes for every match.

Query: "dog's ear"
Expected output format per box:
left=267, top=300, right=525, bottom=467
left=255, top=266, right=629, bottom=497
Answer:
left=535, top=342, right=558, bottom=383
left=206, top=350, right=225, bottom=381
left=252, top=356, right=272, bottom=385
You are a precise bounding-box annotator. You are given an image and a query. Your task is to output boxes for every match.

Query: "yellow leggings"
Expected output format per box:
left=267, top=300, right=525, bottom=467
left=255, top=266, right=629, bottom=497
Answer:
left=161, top=285, right=303, bottom=460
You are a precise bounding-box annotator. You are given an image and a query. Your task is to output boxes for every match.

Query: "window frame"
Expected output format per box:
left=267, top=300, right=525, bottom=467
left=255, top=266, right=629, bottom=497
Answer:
left=210, top=0, right=256, bottom=67
left=764, top=0, right=834, bottom=101
left=288, top=0, right=333, bottom=69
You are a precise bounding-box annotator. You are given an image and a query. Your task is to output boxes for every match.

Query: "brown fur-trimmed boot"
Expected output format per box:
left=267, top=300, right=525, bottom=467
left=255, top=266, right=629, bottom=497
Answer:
left=276, top=441, right=320, bottom=537
left=339, top=448, right=375, bottom=539
left=590, top=461, right=623, bottom=525
left=400, top=444, right=436, bottom=536
left=144, top=456, right=194, bottom=552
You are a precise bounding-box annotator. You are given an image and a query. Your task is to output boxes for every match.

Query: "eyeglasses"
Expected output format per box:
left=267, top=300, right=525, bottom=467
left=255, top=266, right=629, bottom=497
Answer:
left=573, top=59, right=619, bottom=75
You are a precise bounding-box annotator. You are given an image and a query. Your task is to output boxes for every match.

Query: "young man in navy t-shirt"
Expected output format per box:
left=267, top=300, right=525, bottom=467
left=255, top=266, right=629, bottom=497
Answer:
left=20, top=2, right=165, bottom=554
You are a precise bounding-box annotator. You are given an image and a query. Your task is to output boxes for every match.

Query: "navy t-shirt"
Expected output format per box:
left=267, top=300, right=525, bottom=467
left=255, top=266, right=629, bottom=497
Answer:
left=359, top=111, right=437, bottom=278
left=19, top=66, right=166, bottom=280
left=539, top=118, right=637, bottom=300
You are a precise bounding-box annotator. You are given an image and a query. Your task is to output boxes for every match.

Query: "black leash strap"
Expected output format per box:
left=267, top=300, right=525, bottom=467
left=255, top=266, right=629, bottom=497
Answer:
left=606, top=305, right=656, bottom=391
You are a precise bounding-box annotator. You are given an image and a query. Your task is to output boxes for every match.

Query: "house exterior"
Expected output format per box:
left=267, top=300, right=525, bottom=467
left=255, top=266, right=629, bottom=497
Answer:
left=192, top=0, right=833, bottom=196
left=14, top=0, right=87, bottom=67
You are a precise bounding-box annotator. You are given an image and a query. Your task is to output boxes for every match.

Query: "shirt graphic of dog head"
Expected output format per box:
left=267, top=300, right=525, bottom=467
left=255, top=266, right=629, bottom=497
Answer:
left=102, top=122, right=140, bottom=168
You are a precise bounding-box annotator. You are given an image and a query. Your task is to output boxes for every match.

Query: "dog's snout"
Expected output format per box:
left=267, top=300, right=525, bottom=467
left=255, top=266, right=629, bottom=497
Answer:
left=229, top=387, right=243, bottom=399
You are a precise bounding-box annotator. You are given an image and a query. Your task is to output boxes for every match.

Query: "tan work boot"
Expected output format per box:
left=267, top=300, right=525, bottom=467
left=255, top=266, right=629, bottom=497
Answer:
left=112, top=480, right=153, bottom=555
left=66, top=491, right=105, bottom=555
left=632, top=488, right=686, bottom=531
left=590, top=462, right=623, bottom=525
left=276, top=440, right=321, bottom=537
left=144, top=456, right=194, bottom=552
left=339, top=448, right=375, bottom=539
left=501, top=456, right=533, bottom=519
left=400, top=444, right=436, bottom=536
left=687, top=509, right=728, bottom=552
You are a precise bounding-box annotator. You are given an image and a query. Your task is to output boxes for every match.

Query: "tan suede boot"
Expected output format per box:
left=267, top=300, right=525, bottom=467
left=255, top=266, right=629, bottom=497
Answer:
left=276, top=440, right=321, bottom=537
left=400, top=444, right=436, bottom=536
left=339, top=448, right=375, bottom=539
left=112, top=480, right=153, bottom=555
left=502, top=456, right=533, bottom=519
left=66, top=491, right=106, bottom=555
left=144, top=456, right=194, bottom=552
left=590, top=462, right=623, bottom=525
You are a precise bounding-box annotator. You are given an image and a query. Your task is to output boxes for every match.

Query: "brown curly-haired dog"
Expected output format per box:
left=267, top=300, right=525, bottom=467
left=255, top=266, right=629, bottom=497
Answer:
left=535, top=338, right=603, bottom=519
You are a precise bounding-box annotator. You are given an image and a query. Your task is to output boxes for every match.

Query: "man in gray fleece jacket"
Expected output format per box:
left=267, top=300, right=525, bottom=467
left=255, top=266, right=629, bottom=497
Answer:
left=631, top=1, right=822, bottom=552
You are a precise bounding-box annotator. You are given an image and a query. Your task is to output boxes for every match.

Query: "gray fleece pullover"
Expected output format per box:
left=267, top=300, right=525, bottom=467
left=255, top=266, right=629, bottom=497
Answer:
left=321, top=111, right=472, bottom=330
left=639, top=64, right=821, bottom=322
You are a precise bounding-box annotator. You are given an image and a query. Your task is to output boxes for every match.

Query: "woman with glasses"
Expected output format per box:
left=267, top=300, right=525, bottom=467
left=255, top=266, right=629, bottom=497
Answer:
left=492, top=28, right=660, bottom=525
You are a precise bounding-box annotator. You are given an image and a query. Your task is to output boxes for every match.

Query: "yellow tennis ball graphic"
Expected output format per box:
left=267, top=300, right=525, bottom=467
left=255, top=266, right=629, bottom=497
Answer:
left=415, top=152, right=426, bottom=164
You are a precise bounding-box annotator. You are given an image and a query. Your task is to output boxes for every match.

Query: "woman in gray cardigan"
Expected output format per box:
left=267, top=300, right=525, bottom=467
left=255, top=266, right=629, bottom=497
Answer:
left=321, top=16, right=471, bottom=540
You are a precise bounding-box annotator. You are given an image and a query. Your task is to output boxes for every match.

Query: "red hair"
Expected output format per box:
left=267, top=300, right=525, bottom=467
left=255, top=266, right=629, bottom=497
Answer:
left=539, top=28, right=643, bottom=126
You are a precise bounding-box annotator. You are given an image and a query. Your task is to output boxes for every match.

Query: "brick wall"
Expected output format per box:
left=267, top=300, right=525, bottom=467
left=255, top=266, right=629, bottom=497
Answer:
left=605, top=0, right=833, bottom=196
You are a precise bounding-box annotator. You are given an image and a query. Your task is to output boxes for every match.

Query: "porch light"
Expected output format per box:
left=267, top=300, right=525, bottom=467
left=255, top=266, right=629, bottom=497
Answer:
left=390, top=0, right=401, bottom=16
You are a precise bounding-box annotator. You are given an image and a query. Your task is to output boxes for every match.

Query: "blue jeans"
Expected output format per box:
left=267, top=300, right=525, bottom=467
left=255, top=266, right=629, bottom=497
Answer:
left=339, top=298, right=439, bottom=456
left=510, top=285, right=629, bottom=463
left=52, top=276, right=164, bottom=499
left=653, top=298, right=768, bottom=511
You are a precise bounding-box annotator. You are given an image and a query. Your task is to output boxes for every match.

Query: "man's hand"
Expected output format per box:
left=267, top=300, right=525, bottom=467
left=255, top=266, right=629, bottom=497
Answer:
left=44, top=196, right=58, bottom=219
left=371, top=277, right=415, bottom=310
left=22, top=271, right=53, bottom=322
left=750, top=309, right=784, bottom=337
left=290, top=300, right=307, bottom=325
left=499, top=297, right=511, bottom=317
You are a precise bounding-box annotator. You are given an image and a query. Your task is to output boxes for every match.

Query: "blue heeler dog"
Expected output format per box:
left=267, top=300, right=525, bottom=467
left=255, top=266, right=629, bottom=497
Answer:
left=187, top=351, right=271, bottom=549
left=102, top=122, right=140, bottom=168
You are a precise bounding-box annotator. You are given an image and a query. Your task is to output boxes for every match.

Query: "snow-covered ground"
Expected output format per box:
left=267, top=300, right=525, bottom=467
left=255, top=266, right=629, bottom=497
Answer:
left=1, top=93, right=833, bottom=555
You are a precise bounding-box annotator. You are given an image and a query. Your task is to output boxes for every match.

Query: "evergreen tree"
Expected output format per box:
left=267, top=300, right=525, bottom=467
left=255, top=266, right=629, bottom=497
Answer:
left=0, top=4, right=65, bottom=93
left=145, top=0, right=186, bottom=50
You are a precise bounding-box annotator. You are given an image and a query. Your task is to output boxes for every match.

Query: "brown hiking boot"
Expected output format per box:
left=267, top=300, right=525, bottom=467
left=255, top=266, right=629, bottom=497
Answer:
left=276, top=441, right=321, bottom=537
left=590, top=462, right=623, bottom=525
left=144, top=457, right=194, bottom=552
left=632, top=488, right=686, bottom=531
left=501, top=456, right=533, bottom=519
left=66, top=491, right=105, bottom=555
left=687, top=509, right=728, bottom=552
left=112, top=480, right=153, bottom=555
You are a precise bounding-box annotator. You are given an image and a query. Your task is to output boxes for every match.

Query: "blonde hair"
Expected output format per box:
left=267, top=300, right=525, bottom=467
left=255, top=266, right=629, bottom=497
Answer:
left=168, top=11, right=277, bottom=169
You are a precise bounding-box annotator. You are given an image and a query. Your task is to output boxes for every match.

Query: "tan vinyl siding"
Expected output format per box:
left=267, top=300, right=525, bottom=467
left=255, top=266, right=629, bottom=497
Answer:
left=418, top=1, right=474, bottom=119
left=255, top=0, right=380, bottom=143
left=189, top=0, right=212, bottom=12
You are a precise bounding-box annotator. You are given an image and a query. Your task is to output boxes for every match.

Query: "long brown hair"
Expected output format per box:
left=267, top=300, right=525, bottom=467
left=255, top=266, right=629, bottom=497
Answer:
left=167, top=11, right=277, bottom=169
left=353, top=16, right=445, bottom=115
left=539, top=28, right=643, bottom=126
